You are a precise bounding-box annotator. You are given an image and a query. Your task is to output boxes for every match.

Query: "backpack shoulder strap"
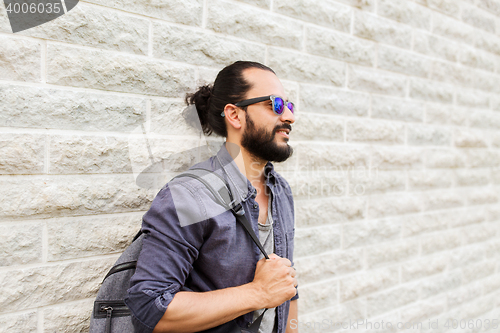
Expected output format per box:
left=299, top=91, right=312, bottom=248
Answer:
left=173, top=168, right=269, bottom=260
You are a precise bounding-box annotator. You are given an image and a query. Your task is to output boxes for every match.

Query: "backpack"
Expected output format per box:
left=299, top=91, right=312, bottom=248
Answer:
left=89, top=168, right=269, bottom=333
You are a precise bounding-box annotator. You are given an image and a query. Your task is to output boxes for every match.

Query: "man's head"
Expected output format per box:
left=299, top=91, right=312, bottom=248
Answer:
left=185, top=61, right=295, bottom=163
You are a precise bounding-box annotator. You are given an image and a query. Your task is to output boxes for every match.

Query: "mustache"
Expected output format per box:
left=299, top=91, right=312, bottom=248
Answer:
left=274, top=123, right=292, bottom=132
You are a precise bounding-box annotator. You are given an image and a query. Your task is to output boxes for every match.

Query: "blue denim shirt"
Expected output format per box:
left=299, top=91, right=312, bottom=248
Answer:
left=125, top=143, right=298, bottom=333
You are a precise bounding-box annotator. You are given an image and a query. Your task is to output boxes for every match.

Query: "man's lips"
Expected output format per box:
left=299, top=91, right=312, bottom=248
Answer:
left=276, top=129, right=290, bottom=138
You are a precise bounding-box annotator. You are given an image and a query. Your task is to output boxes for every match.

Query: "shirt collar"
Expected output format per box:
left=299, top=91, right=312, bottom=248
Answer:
left=215, top=143, right=277, bottom=202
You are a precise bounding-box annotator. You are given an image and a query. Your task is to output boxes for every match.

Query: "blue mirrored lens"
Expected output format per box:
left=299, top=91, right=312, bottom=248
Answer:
left=274, top=97, right=284, bottom=114
left=287, top=102, right=294, bottom=113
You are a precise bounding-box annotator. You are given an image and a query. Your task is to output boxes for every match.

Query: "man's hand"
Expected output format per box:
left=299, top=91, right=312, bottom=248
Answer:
left=251, top=253, right=297, bottom=308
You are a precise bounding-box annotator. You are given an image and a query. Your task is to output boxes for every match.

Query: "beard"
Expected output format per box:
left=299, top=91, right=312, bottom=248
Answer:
left=240, top=112, right=293, bottom=163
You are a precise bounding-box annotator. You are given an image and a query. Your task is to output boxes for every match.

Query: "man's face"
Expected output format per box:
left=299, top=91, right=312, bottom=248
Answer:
left=239, top=68, right=295, bottom=163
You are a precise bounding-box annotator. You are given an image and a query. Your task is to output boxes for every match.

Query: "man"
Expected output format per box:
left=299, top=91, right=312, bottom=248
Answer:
left=125, top=61, right=298, bottom=333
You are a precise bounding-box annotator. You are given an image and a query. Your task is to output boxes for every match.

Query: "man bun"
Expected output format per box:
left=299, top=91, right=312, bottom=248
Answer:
left=185, top=85, right=213, bottom=135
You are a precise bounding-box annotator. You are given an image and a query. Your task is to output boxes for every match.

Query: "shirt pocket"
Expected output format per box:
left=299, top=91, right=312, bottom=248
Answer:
left=285, top=228, right=295, bottom=262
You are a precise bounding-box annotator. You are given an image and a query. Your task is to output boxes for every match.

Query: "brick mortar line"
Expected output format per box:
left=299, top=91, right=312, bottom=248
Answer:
left=0, top=252, right=122, bottom=273
left=0, top=211, right=146, bottom=226
left=0, top=127, right=202, bottom=139
left=0, top=297, right=96, bottom=318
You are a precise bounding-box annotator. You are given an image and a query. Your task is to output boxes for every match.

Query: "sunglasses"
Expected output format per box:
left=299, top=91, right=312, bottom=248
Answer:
left=221, top=95, right=294, bottom=117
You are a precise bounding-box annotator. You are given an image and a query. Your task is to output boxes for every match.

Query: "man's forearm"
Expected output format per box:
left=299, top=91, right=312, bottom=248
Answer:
left=152, top=283, right=261, bottom=333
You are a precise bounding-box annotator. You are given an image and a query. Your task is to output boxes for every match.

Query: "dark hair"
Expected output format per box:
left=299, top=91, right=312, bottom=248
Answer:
left=185, top=61, right=275, bottom=137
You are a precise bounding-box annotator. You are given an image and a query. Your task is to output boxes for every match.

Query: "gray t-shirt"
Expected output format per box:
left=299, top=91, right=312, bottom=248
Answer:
left=252, top=193, right=277, bottom=333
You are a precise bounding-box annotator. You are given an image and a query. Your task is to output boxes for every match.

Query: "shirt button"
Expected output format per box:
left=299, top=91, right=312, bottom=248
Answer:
left=253, top=204, right=258, bottom=209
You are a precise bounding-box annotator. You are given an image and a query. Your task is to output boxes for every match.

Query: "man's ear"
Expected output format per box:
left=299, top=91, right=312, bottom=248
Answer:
left=223, top=104, right=244, bottom=130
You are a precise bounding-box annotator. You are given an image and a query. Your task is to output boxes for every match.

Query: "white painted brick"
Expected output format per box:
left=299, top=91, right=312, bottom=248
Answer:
left=475, top=71, right=500, bottom=94
left=294, top=225, right=341, bottom=258
left=283, top=170, right=348, bottom=199
left=299, top=280, right=338, bottom=313
left=292, top=114, right=344, bottom=142
left=459, top=46, right=497, bottom=72
left=18, top=3, right=149, bottom=55
left=456, top=89, right=491, bottom=109
left=449, top=244, right=487, bottom=269
left=0, top=3, right=11, bottom=33
left=300, top=83, right=370, bottom=117
left=430, top=61, right=476, bottom=89
left=150, top=99, right=200, bottom=136
left=427, top=0, right=461, bottom=17
left=354, top=12, right=412, bottom=49
left=450, top=282, right=485, bottom=310
left=298, top=299, right=365, bottom=330
left=410, top=78, right=454, bottom=103
left=455, top=169, right=490, bottom=186
left=371, top=146, right=423, bottom=170
left=0, top=35, right=41, bottom=82
left=349, top=170, right=406, bottom=195
left=402, top=211, right=451, bottom=237
left=366, top=284, right=419, bottom=317
left=348, top=65, right=407, bottom=97
left=377, top=46, right=432, bottom=78
left=401, top=255, right=449, bottom=282
left=47, top=44, right=195, bottom=97
left=425, top=103, right=466, bottom=126
left=339, top=266, right=399, bottom=301
left=462, top=260, right=497, bottom=284
left=295, top=248, right=363, bottom=283
left=207, top=0, right=303, bottom=48
left=461, top=224, right=497, bottom=246
left=477, top=0, right=500, bottom=16
left=305, top=26, right=376, bottom=66
left=0, top=84, right=146, bottom=132
left=0, top=134, right=44, bottom=174
left=432, top=12, right=476, bottom=45
left=466, top=188, right=498, bottom=205
left=0, top=223, right=42, bottom=266
left=336, top=0, right=375, bottom=11
left=49, top=135, right=132, bottom=174
left=152, top=22, right=265, bottom=67
left=0, top=311, right=37, bottom=333
left=399, top=296, right=447, bottom=324
left=413, top=31, right=460, bottom=62
left=43, top=299, right=94, bottom=333
left=418, top=271, right=462, bottom=299
left=482, top=273, right=500, bottom=295
left=407, top=125, right=451, bottom=146
left=470, top=110, right=500, bottom=129
left=343, top=219, right=401, bottom=249
left=475, top=31, right=500, bottom=57
left=372, top=95, right=424, bottom=122
left=274, top=0, right=351, bottom=32
left=85, top=0, right=203, bottom=26
left=408, top=169, right=453, bottom=190
left=47, top=214, right=141, bottom=261
left=368, top=193, right=422, bottom=218
left=295, top=197, right=366, bottom=227
left=268, top=48, right=345, bottom=86
left=366, top=239, right=419, bottom=268
left=463, top=149, right=500, bottom=168
left=293, top=143, right=369, bottom=170
left=416, top=225, right=453, bottom=257
left=454, top=128, right=489, bottom=148
left=0, top=258, right=115, bottom=312
left=448, top=208, right=485, bottom=228
left=0, top=175, right=155, bottom=220
left=377, top=0, right=431, bottom=29
left=238, top=0, right=271, bottom=8
left=346, top=119, right=405, bottom=144
left=422, top=190, right=465, bottom=211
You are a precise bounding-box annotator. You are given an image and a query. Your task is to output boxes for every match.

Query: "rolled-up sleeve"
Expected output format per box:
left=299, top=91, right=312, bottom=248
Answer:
left=125, top=182, right=207, bottom=333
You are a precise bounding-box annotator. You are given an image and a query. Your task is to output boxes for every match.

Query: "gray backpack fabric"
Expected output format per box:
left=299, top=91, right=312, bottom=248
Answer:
left=89, top=168, right=268, bottom=333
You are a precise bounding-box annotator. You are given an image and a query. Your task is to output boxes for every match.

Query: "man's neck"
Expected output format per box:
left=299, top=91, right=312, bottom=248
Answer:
left=225, top=141, right=267, bottom=186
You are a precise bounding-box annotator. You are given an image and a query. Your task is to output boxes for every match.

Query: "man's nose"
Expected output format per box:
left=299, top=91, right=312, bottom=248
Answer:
left=280, top=104, right=295, bottom=124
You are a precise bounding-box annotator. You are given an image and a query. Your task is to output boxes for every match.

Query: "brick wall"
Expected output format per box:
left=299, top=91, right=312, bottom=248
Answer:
left=1, top=0, right=500, bottom=332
